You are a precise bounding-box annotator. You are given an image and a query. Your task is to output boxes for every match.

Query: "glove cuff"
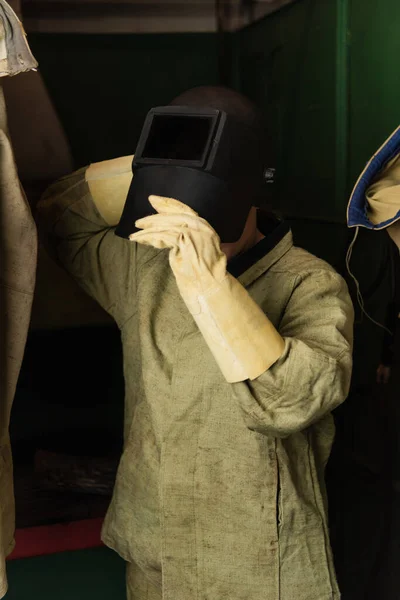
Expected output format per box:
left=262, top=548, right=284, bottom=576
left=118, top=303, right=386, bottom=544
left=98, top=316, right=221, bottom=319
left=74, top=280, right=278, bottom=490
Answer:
left=187, top=274, right=285, bottom=383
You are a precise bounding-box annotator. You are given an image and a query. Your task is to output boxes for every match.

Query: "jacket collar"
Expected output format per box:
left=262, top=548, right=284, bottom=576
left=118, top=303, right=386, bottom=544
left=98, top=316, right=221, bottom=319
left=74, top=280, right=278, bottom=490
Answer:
left=228, top=215, right=293, bottom=286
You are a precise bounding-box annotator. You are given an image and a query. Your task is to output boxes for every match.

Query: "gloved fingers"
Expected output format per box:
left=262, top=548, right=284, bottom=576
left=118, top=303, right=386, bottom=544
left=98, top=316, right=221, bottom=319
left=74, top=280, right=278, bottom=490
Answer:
left=135, top=212, right=211, bottom=234
left=147, top=196, right=219, bottom=237
left=129, top=229, right=180, bottom=249
left=148, top=195, right=198, bottom=217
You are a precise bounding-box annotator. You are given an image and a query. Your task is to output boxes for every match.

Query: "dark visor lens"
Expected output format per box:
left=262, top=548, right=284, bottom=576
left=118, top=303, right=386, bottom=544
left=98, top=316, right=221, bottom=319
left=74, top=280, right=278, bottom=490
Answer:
left=142, top=114, right=213, bottom=162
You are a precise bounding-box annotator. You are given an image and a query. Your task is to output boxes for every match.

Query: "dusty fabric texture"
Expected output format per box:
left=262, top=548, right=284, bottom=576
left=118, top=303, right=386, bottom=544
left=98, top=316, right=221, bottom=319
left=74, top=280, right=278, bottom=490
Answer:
left=2, top=69, right=74, bottom=183
left=0, top=9, right=38, bottom=596
left=38, top=168, right=353, bottom=600
left=0, top=86, right=37, bottom=597
left=126, top=562, right=162, bottom=600
left=0, top=0, right=72, bottom=185
left=0, top=0, right=37, bottom=77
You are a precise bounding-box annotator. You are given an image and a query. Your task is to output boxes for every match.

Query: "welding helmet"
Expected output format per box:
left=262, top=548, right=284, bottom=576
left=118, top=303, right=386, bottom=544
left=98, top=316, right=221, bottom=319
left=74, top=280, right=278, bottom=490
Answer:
left=115, top=86, right=274, bottom=243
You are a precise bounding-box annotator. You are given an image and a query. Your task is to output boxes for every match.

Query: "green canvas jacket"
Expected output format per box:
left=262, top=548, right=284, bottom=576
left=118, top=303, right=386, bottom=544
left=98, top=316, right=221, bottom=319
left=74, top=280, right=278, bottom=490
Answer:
left=38, top=167, right=353, bottom=600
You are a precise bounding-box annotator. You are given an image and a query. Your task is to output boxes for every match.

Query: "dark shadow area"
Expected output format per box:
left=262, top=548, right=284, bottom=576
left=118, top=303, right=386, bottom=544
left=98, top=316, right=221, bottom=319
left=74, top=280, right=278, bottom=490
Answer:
left=10, top=325, right=124, bottom=528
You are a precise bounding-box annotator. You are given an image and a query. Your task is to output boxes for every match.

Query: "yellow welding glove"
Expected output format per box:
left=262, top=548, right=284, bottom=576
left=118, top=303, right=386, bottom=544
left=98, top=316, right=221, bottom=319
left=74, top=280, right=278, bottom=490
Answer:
left=130, top=195, right=285, bottom=383
left=85, top=155, right=133, bottom=226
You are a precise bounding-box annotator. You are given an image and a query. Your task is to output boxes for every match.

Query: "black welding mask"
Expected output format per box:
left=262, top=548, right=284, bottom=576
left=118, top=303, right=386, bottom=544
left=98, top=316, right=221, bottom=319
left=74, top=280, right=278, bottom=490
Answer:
left=115, top=87, right=273, bottom=243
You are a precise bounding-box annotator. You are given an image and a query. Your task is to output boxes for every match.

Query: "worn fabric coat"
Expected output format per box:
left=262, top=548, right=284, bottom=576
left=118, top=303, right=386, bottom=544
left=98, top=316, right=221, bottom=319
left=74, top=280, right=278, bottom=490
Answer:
left=0, top=88, right=37, bottom=597
left=0, top=2, right=39, bottom=588
left=0, top=3, right=73, bottom=593
left=38, top=167, right=353, bottom=600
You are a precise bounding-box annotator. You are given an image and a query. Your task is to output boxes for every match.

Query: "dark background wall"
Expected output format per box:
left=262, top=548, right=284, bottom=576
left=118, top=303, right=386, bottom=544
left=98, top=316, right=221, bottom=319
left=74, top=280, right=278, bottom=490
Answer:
left=28, top=33, right=220, bottom=168
left=235, top=0, right=339, bottom=222
left=234, top=0, right=348, bottom=269
left=348, top=0, right=400, bottom=188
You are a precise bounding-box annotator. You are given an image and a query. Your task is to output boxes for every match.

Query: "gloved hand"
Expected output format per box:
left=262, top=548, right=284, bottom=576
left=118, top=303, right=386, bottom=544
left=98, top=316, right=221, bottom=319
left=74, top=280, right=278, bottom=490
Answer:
left=130, top=196, right=285, bottom=383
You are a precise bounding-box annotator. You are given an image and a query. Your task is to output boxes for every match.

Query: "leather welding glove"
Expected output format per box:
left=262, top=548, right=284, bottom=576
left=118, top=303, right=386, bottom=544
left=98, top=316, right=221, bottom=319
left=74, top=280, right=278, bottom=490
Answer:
left=85, top=155, right=133, bottom=225
left=130, top=195, right=285, bottom=383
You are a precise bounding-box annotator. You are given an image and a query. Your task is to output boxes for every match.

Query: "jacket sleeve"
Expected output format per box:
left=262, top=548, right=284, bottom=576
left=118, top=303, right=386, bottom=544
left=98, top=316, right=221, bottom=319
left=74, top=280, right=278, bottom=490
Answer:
left=37, top=167, right=143, bottom=327
left=234, top=268, right=354, bottom=438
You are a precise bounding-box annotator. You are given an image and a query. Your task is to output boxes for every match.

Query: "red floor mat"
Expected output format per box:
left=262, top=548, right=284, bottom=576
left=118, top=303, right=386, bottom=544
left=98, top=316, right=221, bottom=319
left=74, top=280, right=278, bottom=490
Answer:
left=8, top=517, right=103, bottom=560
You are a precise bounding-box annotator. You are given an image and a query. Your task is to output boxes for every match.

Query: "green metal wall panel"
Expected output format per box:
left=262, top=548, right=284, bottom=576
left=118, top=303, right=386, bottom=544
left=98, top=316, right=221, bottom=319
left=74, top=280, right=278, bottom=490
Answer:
left=236, top=0, right=400, bottom=224
left=348, top=0, right=400, bottom=188
left=235, top=0, right=341, bottom=222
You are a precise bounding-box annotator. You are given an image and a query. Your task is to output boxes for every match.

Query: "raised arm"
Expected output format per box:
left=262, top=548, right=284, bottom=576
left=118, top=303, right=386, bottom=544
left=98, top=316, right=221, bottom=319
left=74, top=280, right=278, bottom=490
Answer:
left=37, top=156, right=143, bottom=327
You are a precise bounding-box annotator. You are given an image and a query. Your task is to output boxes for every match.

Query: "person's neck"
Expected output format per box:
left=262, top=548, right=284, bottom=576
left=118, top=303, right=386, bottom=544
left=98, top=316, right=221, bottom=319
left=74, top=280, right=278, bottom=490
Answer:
left=221, top=208, right=265, bottom=261
left=236, top=227, right=264, bottom=257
